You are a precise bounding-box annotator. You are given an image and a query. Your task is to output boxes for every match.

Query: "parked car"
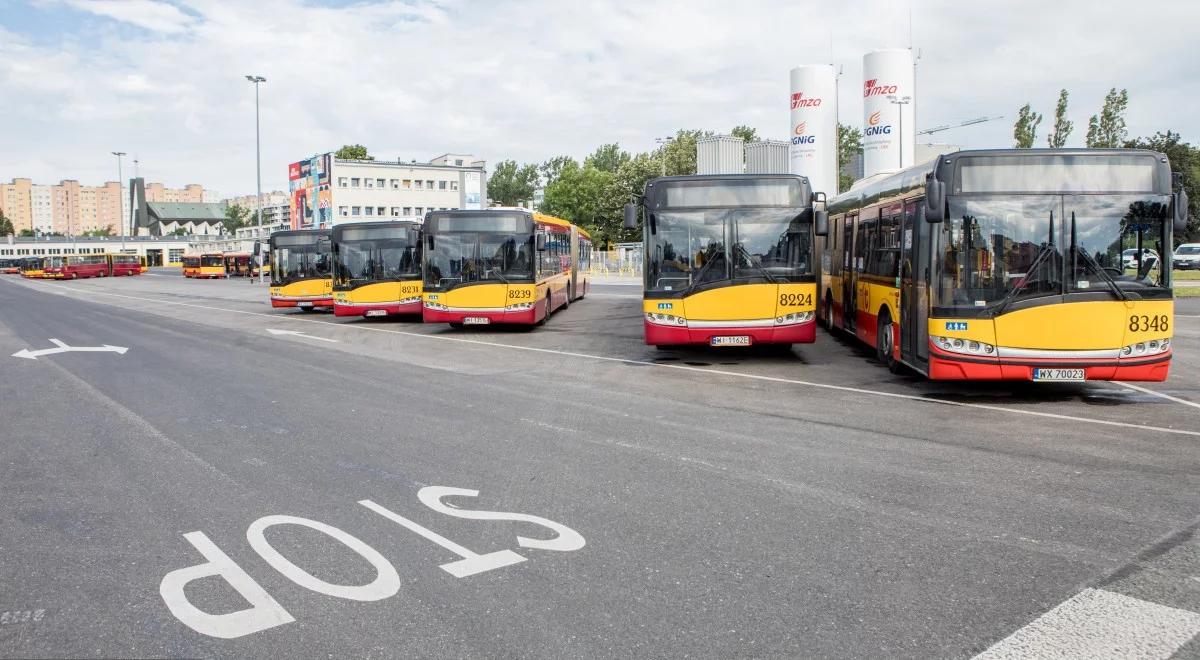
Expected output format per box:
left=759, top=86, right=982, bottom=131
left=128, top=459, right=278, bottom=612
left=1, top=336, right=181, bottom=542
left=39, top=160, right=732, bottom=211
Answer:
left=1175, top=243, right=1200, bottom=270
left=1122, top=248, right=1160, bottom=270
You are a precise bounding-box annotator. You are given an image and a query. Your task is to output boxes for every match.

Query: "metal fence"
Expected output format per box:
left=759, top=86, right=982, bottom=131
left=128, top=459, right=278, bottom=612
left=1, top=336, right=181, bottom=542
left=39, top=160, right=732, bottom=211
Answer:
left=587, top=248, right=642, bottom=277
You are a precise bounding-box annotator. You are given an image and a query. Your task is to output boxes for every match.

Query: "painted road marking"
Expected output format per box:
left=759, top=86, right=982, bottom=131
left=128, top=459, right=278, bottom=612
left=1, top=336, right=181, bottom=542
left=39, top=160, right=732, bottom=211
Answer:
left=30, top=281, right=1200, bottom=438
left=11, top=338, right=129, bottom=360
left=973, top=588, right=1200, bottom=659
left=1115, top=381, right=1200, bottom=411
left=266, top=328, right=338, bottom=343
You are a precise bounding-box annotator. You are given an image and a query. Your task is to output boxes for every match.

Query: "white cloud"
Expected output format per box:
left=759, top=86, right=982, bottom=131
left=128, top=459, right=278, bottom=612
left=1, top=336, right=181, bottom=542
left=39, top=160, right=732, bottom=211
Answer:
left=1, top=0, right=1198, bottom=196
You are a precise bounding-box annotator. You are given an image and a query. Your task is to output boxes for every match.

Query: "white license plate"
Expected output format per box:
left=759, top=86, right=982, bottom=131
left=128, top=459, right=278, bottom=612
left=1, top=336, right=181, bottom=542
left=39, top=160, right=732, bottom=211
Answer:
left=1033, top=368, right=1085, bottom=381
left=463, top=316, right=490, bottom=325
left=710, top=335, right=751, bottom=346
left=296, top=302, right=313, bottom=308
left=365, top=310, right=387, bottom=317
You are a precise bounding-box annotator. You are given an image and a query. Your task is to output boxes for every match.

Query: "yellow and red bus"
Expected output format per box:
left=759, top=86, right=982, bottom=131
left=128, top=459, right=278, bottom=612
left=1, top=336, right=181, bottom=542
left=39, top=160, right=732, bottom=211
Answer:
left=196, top=253, right=227, bottom=279
left=106, top=253, right=142, bottom=276
left=223, top=253, right=253, bottom=277
left=19, top=257, right=45, bottom=278
left=422, top=209, right=591, bottom=327
left=269, top=229, right=333, bottom=310
left=623, top=174, right=827, bottom=348
left=818, top=148, right=1186, bottom=381
left=181, top=255, right=201, bottom=278
left=332, top=220, right=423, bottom=318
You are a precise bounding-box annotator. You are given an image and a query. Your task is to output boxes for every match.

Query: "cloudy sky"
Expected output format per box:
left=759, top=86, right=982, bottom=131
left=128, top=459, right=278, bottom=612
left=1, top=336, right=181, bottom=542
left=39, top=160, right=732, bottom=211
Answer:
left=1, top=0, right=1197, bottom=197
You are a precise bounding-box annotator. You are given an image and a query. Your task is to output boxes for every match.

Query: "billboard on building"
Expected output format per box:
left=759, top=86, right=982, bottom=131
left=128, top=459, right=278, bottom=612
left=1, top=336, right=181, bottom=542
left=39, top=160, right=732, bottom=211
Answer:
left=789, top=65, right=837, bottom=196
left=288, top=153, right=332, bottom=229
left=464, top=172, right=482, bottom=210
left=862, top=49, right=915, bottom=178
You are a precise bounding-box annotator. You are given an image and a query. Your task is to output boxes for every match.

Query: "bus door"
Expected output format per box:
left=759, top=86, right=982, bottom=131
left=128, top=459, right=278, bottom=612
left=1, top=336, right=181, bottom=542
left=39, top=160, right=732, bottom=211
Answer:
left=842, top=213, right=857, bottom=331
left=569, top=226, right=580, bottom=298
left=899, top=199, right=920, bottom=363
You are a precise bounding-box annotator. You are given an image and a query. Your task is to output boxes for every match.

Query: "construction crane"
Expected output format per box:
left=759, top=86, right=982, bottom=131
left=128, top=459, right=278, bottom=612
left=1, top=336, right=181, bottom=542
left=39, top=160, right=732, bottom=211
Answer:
left=917, top=116, right=1004, bottom=136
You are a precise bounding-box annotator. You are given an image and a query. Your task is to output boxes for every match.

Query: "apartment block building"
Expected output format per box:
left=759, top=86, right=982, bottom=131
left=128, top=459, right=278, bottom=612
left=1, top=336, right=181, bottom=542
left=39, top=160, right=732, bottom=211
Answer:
left=0, top=177, right=211, bottom=236
left=287, top=152, right=486, bottom=229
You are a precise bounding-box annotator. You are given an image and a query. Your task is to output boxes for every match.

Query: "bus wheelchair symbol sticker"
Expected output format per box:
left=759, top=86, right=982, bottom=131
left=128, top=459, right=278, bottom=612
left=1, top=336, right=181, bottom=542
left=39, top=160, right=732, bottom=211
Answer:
left=945, top=321, right=968, bottom=331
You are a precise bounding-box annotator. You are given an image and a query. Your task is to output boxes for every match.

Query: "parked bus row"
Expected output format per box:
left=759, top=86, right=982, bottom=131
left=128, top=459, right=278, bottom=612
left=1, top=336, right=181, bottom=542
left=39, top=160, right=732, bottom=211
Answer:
left=4, top=254, right=147, bottom=279
left=180, top=253, right=269, bottom=279
left=268, top=209, right=594, bottom=328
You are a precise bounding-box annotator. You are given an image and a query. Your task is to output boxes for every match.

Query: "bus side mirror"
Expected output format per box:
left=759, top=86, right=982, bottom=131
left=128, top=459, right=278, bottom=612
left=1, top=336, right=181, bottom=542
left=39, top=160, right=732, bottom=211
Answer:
left=536, top=233, right=547, bottom=252
left=924, top=178, right=946, bottom=223
left=253, top=240, right=261, bottom=256
left=1175, top=189, right=1190, bottom=234
left=623, top=203, right=638, bottom=230
left=814, top=210, right=829, bottom=237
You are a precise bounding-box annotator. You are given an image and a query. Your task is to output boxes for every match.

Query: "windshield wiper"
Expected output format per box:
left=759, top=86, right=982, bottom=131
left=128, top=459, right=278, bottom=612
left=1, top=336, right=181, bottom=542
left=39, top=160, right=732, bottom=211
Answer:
left=993, top=241, right=1059, bottom=317
left=734, top=245, right=779, bottom=284
left=1069, top=211, right=1128, bottom=301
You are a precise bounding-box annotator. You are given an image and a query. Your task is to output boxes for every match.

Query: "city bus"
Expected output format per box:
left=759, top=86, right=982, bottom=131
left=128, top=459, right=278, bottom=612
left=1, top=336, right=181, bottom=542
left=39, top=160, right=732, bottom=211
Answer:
left=817, top=148, right=1187, bottom=381
left=422, top=209, right=591, bottom=326
left=223, top=253, right=253, bottom=277
left=181, top=255, right=201, bottom=278
left=197, top=253, right=227, bottom=279
left=42, top=255, right=69, bottom=278
left=332, top=220, right=423, bottom=318
left=138, top=255, right=150, bottom=273
left=59, top=254, right=110, bottom=279
left=622, top=174, right=827, bottom=348
left=269, top=229, right=333, bottom=310
left=19, top=257, right=45, bottom=278
left=107, top=254, right=142, bottom=276
left=0, top=259, right=20, bottom=274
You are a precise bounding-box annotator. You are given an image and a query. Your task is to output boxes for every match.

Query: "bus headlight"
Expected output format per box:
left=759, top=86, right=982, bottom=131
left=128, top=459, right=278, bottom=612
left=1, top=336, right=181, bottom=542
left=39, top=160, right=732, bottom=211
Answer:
left=645, top=312, right=686, bottom=326
left=1120, top=338, right=1170, bottom=357
left=932, top=335, right=995, bottom=356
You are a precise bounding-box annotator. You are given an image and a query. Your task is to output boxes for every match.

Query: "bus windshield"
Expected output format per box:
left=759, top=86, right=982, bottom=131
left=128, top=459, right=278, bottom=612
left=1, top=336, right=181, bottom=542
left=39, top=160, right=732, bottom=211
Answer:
left=334, top=226, right=421, bottom=289
left=647, top=208, right=811, bottom=292
left=272, top=235, right=330, bottom=285
left=935, top=194, right=1170, bottom=310
left=200, top=255, right=223, bottom=267
left=422, top=214, right=535, bottom=289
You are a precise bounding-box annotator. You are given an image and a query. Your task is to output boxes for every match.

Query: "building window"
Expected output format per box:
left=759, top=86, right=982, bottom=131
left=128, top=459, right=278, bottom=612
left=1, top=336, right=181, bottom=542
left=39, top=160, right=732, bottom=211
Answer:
left=390, top=179, right=399, bottom=189
left=365, top=207, right=374, bottom=216
left=338, top=177, right=348, bottom=188
left=402, top=179, right=411, bottom=189
left=352, top=206, right=361, bottom=215
left=350, top=178, right=360, bottom=187
left=375, top=207, right=385, bottom=216
left=169, top=249, right=183, bottom=263
left=455, top=159, right=463, bottom=166
left=413, top=181, right=422, bottom=190
left=439, top=181, right=447, bottom=190
left=426, top=180, right=435, bottom=189
left=403, top=207, right=412, bottom=215
left=365, top=178, right=374, bottom=188
left=339, top=206, right=349, bottom=216
left=450, top=181, right=459, bottom=191
left=415, top=207, right=423, bottom=215
left=376, top=178, right=385, bottom=188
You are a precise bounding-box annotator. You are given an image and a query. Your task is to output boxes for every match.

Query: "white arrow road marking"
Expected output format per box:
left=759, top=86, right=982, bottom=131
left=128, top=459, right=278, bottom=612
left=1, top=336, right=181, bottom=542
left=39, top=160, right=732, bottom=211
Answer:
left=12, top=338, right=130, bottom=360
left=266, top=328, right=339, bottom=343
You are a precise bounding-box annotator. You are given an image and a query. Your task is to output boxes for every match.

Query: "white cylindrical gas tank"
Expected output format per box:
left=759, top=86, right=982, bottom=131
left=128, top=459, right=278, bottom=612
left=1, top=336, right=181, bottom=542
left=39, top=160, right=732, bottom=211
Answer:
left=788, top=64, right=838, bottom=197
left=862, top=49, right=915, bottom=178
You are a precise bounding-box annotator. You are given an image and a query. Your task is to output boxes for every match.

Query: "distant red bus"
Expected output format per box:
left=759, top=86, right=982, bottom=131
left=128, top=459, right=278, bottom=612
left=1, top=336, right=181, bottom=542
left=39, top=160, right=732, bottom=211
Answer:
left=49, top=254, right=109, bottom=279
left=107, top=254, right=142, bottom=276
left=0, top=259, right=20, bottom=274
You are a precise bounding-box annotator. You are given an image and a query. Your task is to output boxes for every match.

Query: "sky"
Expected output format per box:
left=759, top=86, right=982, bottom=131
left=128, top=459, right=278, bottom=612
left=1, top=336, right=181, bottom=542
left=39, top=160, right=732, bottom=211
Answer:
left=1, top=0, right=1198, bottom=198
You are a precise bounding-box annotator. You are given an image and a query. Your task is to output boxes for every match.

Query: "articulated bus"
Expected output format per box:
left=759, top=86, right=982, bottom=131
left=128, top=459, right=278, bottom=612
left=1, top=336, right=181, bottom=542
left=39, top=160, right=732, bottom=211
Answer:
left=181, top=256, right=201, bottom=278
left=107, top=254, right=142, bottom=276
left=197, top=253, right=227, bottom=279
left=59, top=254, right=110, bottom=279
left=623, top=174, right=827, bottom=348
left=422, top=209, right=591, bottom=327
left=19, top=257, right=45, bottom=278
left=270, top=229, right=333, bottom=310
left=332, top=221, right=423, bottom=317
left=818, top=148, right=1188, bottom=382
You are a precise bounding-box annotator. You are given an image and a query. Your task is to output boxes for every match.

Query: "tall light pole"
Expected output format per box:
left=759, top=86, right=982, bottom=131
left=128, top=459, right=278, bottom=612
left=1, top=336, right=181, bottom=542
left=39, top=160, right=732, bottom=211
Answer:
left=655, top=136, right=675, bottom=176
left=112, top=151, right=126, bottom=251
left=246, top=75, right=267, bottom=283
left=887, top=95, right=912, bottom=170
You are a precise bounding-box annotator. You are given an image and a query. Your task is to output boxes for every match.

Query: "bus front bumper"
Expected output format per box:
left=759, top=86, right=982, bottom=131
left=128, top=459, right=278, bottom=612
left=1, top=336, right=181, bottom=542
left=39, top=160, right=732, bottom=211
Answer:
left=422, top=304, right=539, bottom=325
left=644, top=316, right=816, bottom=346
left=271, top=296, right=334, bottom=309
left=334, top=299, right=423, bottom=317
left=927, top=343, right=1172, bottom=382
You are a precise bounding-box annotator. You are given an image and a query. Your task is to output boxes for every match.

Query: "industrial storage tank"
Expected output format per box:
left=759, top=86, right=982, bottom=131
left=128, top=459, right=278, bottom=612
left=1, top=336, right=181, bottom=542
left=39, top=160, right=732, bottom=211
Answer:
left=696, top=135, right=745, bottom=175
left=745, top=140, right=790, bottom=174
left=788, top=65, right=838, bottom=196
left=862, top=49, right=915, bottom=177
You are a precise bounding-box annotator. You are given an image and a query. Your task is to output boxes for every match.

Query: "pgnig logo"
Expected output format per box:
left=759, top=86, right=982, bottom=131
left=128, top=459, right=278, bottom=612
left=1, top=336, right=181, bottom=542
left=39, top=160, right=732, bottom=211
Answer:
left=791, top=122, right=816, bottom=145
left=864, top=111, right=892, bottom=136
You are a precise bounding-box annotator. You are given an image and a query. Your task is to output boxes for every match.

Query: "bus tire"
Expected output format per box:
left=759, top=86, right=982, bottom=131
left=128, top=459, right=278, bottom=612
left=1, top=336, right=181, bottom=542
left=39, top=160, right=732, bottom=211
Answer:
left=538, top=292, right=550, bottom=326
left=564, top=284, right=571, bottom=308
left=449, top=322, right=464, bottom=329
left=877, top=310, right=901, bottom=374
left=823, top=294, right=836, bottom=333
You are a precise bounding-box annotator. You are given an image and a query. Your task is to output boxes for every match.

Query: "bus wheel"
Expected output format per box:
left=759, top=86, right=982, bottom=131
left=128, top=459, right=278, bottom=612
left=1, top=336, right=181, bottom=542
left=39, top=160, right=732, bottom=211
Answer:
left=876, top=311, right=902, bottom=374
left=449, top=322, right=464, bottom=329
left=564, top=284, right=572, bottom=308
left=538, top=292, right=550, bottom=326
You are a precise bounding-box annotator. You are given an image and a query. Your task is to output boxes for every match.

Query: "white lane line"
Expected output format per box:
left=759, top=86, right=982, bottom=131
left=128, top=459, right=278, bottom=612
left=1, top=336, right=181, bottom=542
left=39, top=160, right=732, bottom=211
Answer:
left=973, top=588, right=1200, bottom=659
left=35, top=282, right=1200, bottom=439
left=1178, top=314, right=1200, bottom=318
left=1115, top=381, right=1200, bottom=411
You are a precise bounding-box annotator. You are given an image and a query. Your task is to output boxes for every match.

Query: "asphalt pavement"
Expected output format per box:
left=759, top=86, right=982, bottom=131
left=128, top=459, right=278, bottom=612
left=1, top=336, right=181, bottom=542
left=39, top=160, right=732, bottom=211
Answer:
left=1, top=272, right=1199, bottom=659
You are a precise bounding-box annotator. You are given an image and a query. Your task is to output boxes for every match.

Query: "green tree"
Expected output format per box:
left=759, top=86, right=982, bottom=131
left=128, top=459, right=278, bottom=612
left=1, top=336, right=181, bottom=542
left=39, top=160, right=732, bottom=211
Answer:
left=540, top=156, right=577, bottom=187
left=1086, top=88, right=1129, bottom=148
left=170, top=227, right=189, bottom=236
left=608, top=153, right=663, bottom=241
left=1046, top=89, right=1073, bottom=148
left=334, top=144, right=373, bottom=160
left=1013, top=103, right=1042, bottom=148
left=18, top=228, right=34, bottom=237
left=657, top=129, right=712, bottom=176
left=584, top=144, right=631, bottom=174
left=0, top=209, right=13, bottom=235
left=540, top=161, right=618, bottom=245
left=731, top=125, right=758, bottom=143
left=82, top=225, right=115, bottom=237
left=1125, top=130, right=1199, bottom=240
left=487, top=160, right=540, bottom=206
left=837, top=123, right=863, bottom=192
left=224, top=204, right=251, bottom=233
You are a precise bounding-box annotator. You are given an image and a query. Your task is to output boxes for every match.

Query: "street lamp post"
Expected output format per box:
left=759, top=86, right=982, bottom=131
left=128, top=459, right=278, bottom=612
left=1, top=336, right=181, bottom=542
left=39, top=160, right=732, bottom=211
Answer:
left=245, top=75, right=267, bottom=283
left=887, top=95, right=912, bottom=170
left=112, top=151, right=126, bottom=251
left=655, top=136, right=675, bottom=176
